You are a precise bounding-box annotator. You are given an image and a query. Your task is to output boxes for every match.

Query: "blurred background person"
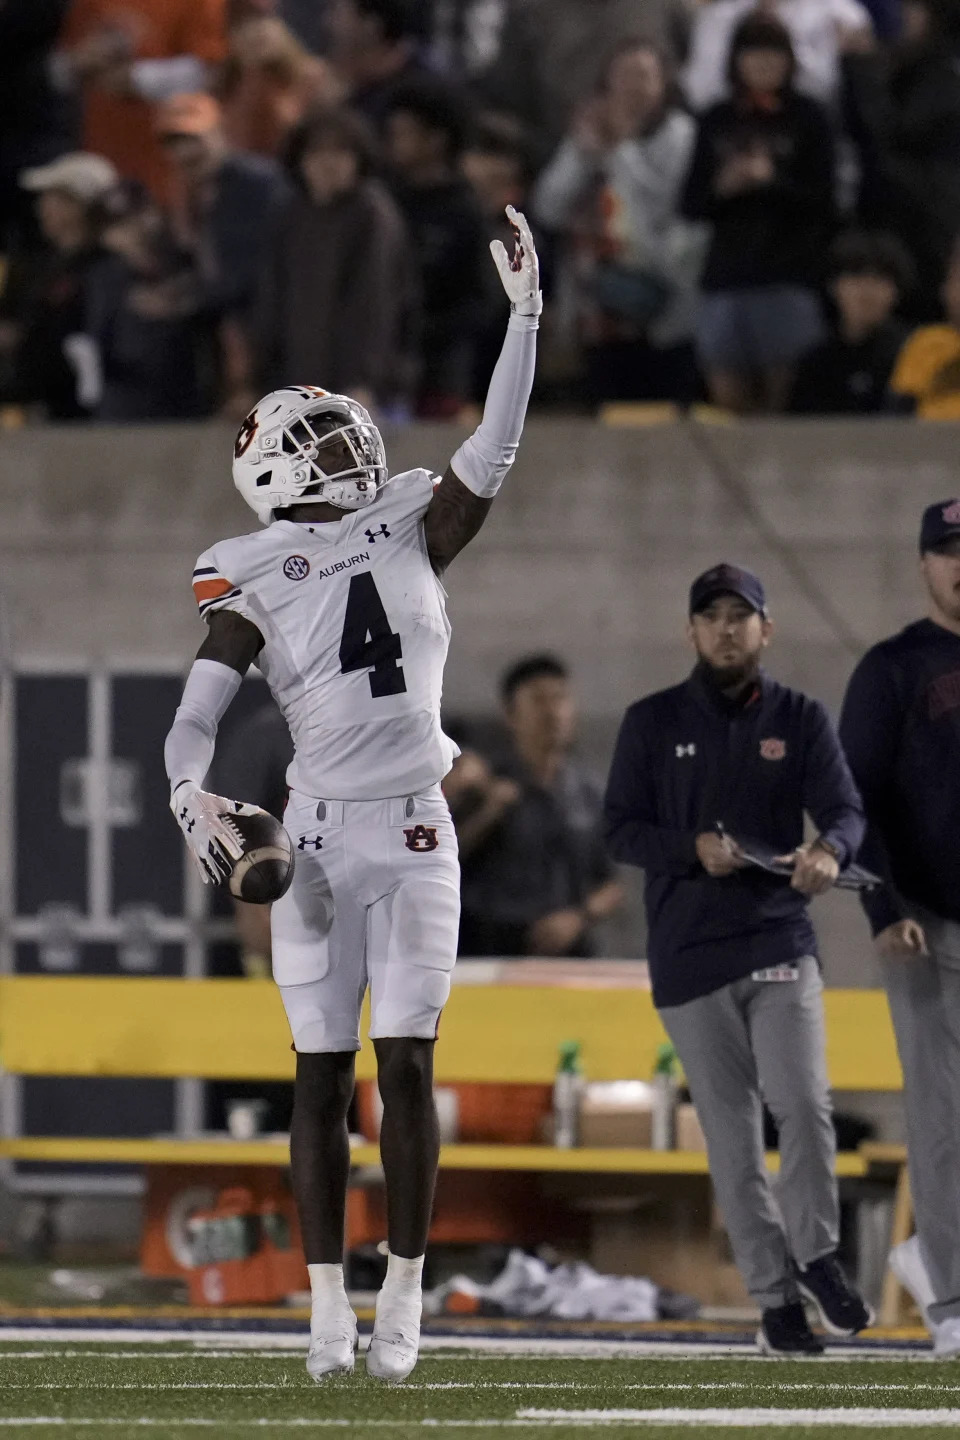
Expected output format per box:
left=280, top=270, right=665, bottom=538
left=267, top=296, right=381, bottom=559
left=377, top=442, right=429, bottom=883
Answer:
left=156, top=91, right=288, bottom=419
left=218, top=10, right=342, bottom=159
left=54, top=0, right=228, bottom=202
left=455, top=655, right=623, bottom=959
left=887, top=238, right=960, bottom=420
left=0, top=0, right=78, bottom=250
left=842, top=0, right=960, bottom=321
left=476, top=0, right=694, bottom=159
left=327, top=0, right=433, bottom=126
left=683, top=0, right=874, bottom=115
left=85, top=179, right=213, bottom=419
left=681, top=15, right=835, bottom=414
left=385, top=78, right=486, bottom=416
left=0, top=152, right=115, bottom=420
left=789, top=230, right=914, bottom=414
left=257, top=104, right=418, bottom=411
left=533, top=38, right=706, bottom=405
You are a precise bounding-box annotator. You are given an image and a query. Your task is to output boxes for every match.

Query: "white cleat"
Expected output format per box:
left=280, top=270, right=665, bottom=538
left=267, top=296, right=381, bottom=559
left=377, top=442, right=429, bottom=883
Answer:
left=889, top=1235, right=936, bottom=1329
left=365, top=1288, right=422, bottom=1384
left=933, top=1316, right=960, bottom=1358
left=306, top=1305, right=358, bottom=1382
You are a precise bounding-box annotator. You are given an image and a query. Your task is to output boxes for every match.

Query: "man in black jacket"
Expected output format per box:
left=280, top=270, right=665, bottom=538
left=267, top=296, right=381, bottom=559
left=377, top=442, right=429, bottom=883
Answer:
left=604, top=562, right=871, bottom=1355
left=839, top=500, right=960, bottom=1359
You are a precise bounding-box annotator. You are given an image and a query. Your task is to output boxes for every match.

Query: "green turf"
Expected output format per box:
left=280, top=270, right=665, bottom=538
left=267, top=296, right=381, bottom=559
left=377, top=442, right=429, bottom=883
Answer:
left=0, top=1344, right=956, bottom=1437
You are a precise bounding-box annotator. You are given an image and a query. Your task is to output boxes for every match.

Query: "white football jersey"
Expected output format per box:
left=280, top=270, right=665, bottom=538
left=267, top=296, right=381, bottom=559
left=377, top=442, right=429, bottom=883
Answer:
left=192, top=469, right=459, bottom=800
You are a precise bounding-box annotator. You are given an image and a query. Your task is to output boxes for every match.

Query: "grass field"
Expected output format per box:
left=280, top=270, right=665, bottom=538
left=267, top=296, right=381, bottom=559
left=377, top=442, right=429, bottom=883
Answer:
left=1, top=1337, right=960, bottom=1438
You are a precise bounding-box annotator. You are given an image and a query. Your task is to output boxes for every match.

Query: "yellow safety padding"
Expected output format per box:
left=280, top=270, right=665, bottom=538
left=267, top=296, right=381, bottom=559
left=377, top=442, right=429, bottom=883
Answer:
left=0, top=977, right=902, bottom=1089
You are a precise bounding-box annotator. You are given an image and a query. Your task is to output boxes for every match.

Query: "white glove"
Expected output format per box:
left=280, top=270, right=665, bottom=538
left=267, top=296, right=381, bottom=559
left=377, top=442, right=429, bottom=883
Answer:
left=489, top=205, right=542, bottom=317
left=170, top=781, right=256, bottom=885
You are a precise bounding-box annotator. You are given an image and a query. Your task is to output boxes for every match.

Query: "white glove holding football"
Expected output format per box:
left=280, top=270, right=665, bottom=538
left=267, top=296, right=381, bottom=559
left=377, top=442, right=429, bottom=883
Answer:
left=490, top=205, right=542, bottom=317
left=170, top=782, right=257, bottom=885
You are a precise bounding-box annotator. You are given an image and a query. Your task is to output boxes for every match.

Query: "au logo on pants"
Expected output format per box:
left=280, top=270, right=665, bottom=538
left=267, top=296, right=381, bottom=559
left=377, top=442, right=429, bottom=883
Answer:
left=404, top=824, right=438, bottom=852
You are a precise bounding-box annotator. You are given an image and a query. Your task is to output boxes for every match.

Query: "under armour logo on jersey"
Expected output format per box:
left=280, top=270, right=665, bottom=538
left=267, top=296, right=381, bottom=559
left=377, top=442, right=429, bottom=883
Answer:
left=404, top=824, right=438, bottom=852
left=297, top=834, right=323, bottom=851
left=365, top=524, right=390, bottom=543
left=675, top=743, right=696, bottom=758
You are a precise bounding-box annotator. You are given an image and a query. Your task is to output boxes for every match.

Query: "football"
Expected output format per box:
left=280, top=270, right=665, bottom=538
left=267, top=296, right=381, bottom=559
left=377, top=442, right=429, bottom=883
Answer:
left=225, top=808, right=295, bottom=905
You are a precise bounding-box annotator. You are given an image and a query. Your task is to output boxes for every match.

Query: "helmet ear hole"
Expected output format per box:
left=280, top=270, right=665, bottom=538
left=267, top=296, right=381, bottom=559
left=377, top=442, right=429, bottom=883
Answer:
left=255, top=471, right=272, bottom=487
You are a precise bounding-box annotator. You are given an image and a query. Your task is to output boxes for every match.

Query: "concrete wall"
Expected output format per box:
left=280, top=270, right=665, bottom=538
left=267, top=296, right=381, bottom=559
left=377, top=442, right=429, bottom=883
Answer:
left=5, top=416, right=959, bottom=982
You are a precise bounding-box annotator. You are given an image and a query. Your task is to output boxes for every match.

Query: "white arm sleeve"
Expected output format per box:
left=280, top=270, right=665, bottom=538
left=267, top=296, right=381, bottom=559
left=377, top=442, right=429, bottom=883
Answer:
left=164, top=659, right=242, bottom=794
left=449, top=311, right=538, bottom=498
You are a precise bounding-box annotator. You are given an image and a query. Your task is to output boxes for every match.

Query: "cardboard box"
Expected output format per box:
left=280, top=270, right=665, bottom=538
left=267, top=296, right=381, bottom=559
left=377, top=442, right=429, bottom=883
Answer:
left=676, top=1102, right=706, bottom=1152
left=578, top=1081, right=654, bottom=1148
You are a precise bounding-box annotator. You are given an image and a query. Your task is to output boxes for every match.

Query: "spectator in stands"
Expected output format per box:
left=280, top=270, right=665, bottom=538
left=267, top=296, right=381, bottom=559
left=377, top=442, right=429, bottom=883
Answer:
left=888, top=239, right=960, bottom=419
left=54, top=0, right=227, bottom=202
left=0, top=0, right=77, bottom=250
left=842, top=0, right=960, bottom=321
left=533, top=39, right=706, bottom=405
left=683, top=0, right=873, bottom=115
left=327, top=0, right=432, bottom=125
left=681, top=15, right=835, bottom=414
left=790, top=231, right=913, bottom=414
left=461, top=112, right=534, bottom=397
left=476, top=0, right=694, bottom=157
left=455, top=655, right=624, bottom=959
left=219, top=12, right=342, bottom=158
left=0, top=153, right=115, bottom=420
left=257, top=105, right=417, bottom=409
left=85, top=179, right=213, bottom=419
left=156, top=92, right=288, bottom=418
left=385, top=78, right=487, bottom=416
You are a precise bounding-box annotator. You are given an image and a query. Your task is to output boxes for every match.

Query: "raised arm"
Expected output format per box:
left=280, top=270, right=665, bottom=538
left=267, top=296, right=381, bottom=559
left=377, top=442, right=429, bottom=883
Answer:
left=424, top=206, right=541, bottom=575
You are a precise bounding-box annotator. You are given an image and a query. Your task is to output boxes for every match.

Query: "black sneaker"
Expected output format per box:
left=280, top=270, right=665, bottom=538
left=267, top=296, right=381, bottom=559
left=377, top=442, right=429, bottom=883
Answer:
left=757, top=1301, right=825, bottom=1356
left=796, top=1253, right=874, bottom=1337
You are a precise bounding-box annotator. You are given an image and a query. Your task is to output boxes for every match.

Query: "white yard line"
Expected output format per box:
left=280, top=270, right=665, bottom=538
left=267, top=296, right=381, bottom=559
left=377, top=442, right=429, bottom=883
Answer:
left=519, top=1409, right=960, bottom=1427
left=5, top=1381, right=960, bottom=1396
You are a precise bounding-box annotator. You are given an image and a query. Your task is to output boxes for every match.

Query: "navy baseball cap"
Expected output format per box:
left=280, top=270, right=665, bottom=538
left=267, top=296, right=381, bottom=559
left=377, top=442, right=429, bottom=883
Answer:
left=919, top=499, right=960, bottom=553
left=689, top=563, right=767, bottom=616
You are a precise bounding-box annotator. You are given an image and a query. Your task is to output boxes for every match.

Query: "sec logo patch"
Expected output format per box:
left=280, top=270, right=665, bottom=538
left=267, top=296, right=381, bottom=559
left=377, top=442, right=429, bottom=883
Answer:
left=283, top=555, right=310, bottom=581
left=760, top=737, right=787, bottom=761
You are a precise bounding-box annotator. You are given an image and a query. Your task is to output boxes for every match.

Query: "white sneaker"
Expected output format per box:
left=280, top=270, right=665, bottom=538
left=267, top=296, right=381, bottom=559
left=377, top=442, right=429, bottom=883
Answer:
left=933, top=1316, right=960, bottom=1358
left=889, top=1236, right=936, bottom=1328
left=306, top=1302, right=358, bottom=1382
left=365, top=1285, right=422, bottom=1383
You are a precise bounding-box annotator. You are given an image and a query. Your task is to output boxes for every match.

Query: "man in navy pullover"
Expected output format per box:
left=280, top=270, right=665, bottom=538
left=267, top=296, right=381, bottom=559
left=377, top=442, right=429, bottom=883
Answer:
left=839, top=501, right=960, bottom=1359
left=605, top=563, right=871, bottom=1355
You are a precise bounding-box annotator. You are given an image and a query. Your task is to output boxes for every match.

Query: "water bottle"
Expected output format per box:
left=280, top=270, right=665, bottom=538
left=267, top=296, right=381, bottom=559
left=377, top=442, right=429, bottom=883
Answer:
left=553, top=1040, right=584, bottom=1149
left=651, top=1042, right=679, bottom=1151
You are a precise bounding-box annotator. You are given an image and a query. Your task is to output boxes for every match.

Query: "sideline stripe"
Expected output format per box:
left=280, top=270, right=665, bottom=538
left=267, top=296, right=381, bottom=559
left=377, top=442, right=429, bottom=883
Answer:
left=5, top=1380, right=960, bottom=1395
left=0, top=1329, right=931, bottom=1359
left=520, top=1409, right=960, bottom=1427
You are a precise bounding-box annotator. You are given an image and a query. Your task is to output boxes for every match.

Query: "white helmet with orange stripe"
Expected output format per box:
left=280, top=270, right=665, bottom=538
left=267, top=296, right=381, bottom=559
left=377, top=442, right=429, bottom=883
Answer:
left=232, top=386, right=388, bottom=523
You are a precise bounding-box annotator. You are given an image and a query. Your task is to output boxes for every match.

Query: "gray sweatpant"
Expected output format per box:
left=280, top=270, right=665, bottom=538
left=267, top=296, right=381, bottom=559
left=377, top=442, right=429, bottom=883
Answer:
left=880, top=908, right=960, bottom=1324
left=659, top=956, right=839, bottom=1309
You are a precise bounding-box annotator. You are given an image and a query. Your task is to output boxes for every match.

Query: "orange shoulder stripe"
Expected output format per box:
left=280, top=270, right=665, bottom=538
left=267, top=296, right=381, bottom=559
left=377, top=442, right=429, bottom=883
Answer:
left=193, top=577, right=236, bottom=603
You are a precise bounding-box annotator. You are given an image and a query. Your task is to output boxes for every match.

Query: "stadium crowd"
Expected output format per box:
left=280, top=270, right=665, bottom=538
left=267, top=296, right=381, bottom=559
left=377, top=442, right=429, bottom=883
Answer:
left=1, top=0, right=959, bottom=420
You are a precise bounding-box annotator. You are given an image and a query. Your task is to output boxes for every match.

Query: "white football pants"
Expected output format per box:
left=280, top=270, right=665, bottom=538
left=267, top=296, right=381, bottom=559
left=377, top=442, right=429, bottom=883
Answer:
left=272, top=785, right=460, bottom=1053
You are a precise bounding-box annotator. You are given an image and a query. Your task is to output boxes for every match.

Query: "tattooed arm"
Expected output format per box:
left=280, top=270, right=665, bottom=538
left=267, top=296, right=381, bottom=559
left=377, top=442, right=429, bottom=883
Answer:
left=423, top=207, right=540, bottom=576
left=424, top=467, right=494, bottom=575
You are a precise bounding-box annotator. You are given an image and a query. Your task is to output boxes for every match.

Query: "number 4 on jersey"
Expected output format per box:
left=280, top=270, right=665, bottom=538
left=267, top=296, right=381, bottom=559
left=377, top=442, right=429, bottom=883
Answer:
left=339, top=572, right=407, bottom=697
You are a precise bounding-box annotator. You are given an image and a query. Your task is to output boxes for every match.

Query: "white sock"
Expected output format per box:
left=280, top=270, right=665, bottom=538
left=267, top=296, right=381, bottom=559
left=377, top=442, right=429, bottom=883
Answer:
left=308, top=1262, right=350, bottom=1315
left=381, top=1252, right=424, bottom=1297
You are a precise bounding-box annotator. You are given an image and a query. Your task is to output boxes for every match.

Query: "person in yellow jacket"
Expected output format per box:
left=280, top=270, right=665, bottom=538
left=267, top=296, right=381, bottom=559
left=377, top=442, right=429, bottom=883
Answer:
left=889, top=246, right=960, bottom=420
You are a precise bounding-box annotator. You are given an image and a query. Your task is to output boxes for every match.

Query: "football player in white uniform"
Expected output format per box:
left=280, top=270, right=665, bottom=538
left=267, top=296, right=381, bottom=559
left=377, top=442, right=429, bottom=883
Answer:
left=164, top=208, right=540, bottom=1384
